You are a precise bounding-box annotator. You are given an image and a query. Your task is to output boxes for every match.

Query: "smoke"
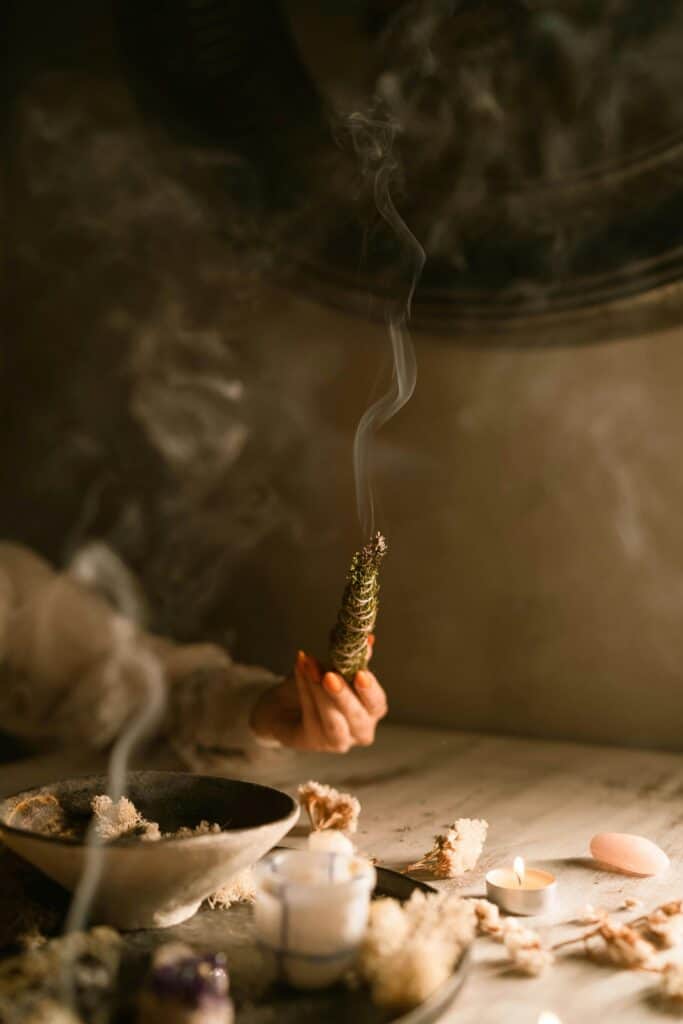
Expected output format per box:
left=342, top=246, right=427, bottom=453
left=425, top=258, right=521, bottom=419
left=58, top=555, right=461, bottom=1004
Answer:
left=6, top=71, right=332, bottom=642
left=346, top=111, right=425, bottom=536
left=63, top=622, right=165, bottom=936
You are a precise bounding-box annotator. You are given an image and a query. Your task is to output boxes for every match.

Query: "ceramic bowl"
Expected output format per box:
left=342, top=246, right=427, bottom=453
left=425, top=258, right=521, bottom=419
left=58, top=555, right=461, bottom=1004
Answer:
left=0, top=771, right=299, bottom=930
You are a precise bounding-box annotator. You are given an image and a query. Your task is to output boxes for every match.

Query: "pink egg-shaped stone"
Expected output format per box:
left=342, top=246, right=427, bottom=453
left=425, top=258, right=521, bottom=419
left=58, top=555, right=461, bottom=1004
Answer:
left=590, top=833, right=669, bottom=876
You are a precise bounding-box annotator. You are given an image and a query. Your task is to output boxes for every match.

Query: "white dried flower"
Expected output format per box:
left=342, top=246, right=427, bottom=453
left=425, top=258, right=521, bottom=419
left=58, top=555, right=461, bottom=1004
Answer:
left=359, top=891, right=475, bottom=1010
left=503, top=922, right=554, bottom=976
left=661, top=963, right=683, bottom=1002
left=470, top=898, right=503, bottom=937
left=172, top=820, right=222, bottom=838
left=206, top=868, right=255, bottom=910
left=407, top=819, right=488, bottom=878
left=646, top=910, right=683, bottom=948
left=297, top=781, right=361, bottom=833
left=511, top=945, right=555, bottom=977
left=91, top=795, right=161, bottom=841
left=597, top=922, right=656, bottom=968
left=579, top=904, right=608, bottom=924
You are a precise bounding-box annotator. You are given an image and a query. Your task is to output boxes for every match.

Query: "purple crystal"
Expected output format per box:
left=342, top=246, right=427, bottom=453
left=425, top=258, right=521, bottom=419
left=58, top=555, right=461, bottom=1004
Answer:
left=150, top=953, right=229, bottom=1006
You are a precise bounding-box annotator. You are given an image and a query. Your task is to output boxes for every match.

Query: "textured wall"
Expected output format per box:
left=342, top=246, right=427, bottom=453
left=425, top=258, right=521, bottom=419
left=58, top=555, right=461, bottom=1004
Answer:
left=225, top=291, right=683, bottom=750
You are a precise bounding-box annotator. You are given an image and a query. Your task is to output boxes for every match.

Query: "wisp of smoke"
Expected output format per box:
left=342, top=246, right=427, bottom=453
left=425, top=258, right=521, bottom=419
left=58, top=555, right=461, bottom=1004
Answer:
left=347, top=110, right=425, bottom=536
left=60, top=612, right=165, bottom=1009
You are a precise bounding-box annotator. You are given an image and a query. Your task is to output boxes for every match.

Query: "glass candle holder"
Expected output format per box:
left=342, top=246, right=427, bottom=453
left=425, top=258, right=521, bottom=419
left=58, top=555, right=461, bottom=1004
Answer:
left=253, top=849, right=376, bottom=990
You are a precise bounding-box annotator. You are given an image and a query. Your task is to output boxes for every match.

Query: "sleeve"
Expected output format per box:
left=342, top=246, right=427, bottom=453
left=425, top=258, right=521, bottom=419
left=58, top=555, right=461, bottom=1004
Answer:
left=0, top=544, right=288, bottom=768
left=161, top=643, right=292, bottom=772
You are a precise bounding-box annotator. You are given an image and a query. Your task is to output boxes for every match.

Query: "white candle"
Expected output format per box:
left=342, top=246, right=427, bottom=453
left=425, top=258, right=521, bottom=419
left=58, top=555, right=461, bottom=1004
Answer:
left=253, top=849, right=376, bottom=989
left=486, top=856, right=557, bottom=915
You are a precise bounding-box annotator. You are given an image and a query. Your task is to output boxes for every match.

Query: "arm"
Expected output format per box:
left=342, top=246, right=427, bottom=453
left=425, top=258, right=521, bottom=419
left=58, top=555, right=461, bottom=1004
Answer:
left=0, top=543, right=388, bottom=767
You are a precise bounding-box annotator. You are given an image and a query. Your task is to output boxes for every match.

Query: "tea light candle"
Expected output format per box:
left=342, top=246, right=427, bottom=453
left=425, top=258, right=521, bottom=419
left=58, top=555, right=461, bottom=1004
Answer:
left=486, top=857, right=557, bottom=915
left=253, top=849, right=376, bottom=990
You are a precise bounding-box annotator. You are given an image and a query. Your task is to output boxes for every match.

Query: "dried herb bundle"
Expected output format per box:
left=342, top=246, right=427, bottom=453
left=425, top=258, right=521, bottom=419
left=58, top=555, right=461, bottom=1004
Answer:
left=329, top=532, right=387, bottom=682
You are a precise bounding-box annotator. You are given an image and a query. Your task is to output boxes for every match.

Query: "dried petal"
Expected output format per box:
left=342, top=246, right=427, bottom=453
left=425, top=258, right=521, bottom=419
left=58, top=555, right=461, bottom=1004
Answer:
left=297, top=781, right=361, bottom=834
left=407, top=819, right=488, bottom=878
left=470, top=899, right=503, bottom=937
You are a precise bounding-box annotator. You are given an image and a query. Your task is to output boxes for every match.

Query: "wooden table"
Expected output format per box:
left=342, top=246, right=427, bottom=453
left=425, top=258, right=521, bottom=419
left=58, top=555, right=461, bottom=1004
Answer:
left=4, top=724, right=683, bottom=1023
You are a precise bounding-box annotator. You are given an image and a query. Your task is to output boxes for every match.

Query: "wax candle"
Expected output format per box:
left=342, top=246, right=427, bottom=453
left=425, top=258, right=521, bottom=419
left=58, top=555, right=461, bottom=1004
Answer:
left=253, top=849, right=376, bottom=989
left=486, top=857, right=557, bottom=915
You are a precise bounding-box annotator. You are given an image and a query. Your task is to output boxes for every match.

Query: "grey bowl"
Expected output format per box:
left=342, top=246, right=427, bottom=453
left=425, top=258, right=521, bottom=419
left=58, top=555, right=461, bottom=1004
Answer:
left=0, top=771, right=299, bottom=930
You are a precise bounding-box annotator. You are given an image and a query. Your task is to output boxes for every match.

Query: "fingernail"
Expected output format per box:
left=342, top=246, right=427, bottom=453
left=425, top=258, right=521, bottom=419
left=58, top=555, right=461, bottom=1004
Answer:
left=323, top=672, right=344, bottom=694
left=368, top=634, right=376, bottom=647
left=356, top=670, right=373, bottom=690
left=302, top=653, right=321, bottom=685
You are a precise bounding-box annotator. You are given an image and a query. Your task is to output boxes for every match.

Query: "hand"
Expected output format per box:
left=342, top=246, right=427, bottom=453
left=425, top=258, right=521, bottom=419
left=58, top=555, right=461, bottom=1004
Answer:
left=250, top=638, right=388, bottom=753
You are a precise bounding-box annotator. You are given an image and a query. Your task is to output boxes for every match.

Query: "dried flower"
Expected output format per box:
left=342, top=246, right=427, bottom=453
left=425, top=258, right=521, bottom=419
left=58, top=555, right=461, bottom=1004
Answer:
left=407, top=819, right=488, bottom=878
left=172, top=820, right=222, bottom=839
left=646, top=909, right=683, bottom=948
left=595, top=922, right=656, bottom=968
left=579, top=904, right=608, bottom=924
left=91, top=795, right=161, bottom=842
left=329, top=533, right=387, bottom=681
left=621, top=897, right=643, bottom=911
left=511, top=946, right=555, bottom=977
left=206, top=869, right=255, bottom=910
left=470, top=898, right=503, bottom=938
left=297, top=780, right=361, bottom=833
left=358, top=890, right=475, bottom=1010
left=503, top=921, right=554, bottom=976
left=661, top=963, right=683, bottom=1002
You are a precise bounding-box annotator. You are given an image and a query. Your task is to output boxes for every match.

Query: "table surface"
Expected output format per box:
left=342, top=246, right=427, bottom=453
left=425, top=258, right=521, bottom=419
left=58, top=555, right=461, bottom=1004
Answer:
left=3, top=724, right=683, bottom=1024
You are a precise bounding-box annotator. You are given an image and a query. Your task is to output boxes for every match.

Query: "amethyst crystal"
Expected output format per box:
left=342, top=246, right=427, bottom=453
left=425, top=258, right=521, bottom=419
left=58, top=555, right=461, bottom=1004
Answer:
left=150, top=953, right=229, bottom=1007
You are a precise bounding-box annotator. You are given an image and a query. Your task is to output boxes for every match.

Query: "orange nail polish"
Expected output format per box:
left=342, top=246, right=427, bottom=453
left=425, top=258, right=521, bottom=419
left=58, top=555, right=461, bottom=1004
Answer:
left=301, top=653, right=320, bottom=685
left=368, top=634, right=376, bottom=647
left=356, top=670, right=372, bottom=690
left=323, top=673, right=344, bottom=694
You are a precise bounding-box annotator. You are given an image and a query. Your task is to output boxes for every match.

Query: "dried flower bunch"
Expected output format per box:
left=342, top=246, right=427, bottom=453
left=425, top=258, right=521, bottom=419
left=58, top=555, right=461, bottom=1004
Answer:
left=92, top=795, right=161, bottom=842
left=91, top=795, right=222, bottom=843
left=407, top=819, right=488, bottom=878
left=552, top=898, right=683, bottom=1002
left=358, top=890, right=476, bottom=1011
left=297, top=780, right=361, bottom=834
left=329, top=533, right=387, bottom=681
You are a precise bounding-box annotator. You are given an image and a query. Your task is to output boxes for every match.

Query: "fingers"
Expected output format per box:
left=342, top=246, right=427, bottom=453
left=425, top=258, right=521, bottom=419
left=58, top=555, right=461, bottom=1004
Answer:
left=293, top=652, right=326, bottom=749
left=321, top=672, right=377, bottom=746
left=353, top=670, right=388, bottom=720
left=290, top=651, right=386, bottom=754
left=366, top=633, right=375, bottom=663
left=309, top=673, right=353, bottom=753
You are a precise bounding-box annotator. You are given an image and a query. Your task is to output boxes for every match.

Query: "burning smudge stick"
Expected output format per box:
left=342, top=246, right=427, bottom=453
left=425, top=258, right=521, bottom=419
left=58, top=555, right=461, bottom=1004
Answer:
left=328, top=532, right=387, bottom=682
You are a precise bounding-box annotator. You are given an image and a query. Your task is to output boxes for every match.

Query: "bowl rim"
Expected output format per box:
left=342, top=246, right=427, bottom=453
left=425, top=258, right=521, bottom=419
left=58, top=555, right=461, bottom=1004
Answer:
left=0, top=769, right=300, bottom=850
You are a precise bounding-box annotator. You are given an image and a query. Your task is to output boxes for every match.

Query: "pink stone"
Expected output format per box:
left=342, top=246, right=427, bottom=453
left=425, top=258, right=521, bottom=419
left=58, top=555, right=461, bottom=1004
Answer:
left=590, top=833, right=670, bottom=876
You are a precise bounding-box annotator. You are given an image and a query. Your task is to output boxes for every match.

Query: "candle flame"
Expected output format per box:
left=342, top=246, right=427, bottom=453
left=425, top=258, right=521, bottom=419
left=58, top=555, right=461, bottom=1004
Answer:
left=513, top=856, right=525, bottom=887
left=538, top=1014, right=562, bottom=1024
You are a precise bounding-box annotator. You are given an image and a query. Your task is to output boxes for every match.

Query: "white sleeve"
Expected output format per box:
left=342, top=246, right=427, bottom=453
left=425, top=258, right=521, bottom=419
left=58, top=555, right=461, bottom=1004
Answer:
left=164, top=647, right=290, bottom=771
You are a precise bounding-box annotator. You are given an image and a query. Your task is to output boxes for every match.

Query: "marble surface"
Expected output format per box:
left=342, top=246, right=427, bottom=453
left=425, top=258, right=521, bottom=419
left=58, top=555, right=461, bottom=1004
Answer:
left=3, top=724, right=683, bottom=1023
